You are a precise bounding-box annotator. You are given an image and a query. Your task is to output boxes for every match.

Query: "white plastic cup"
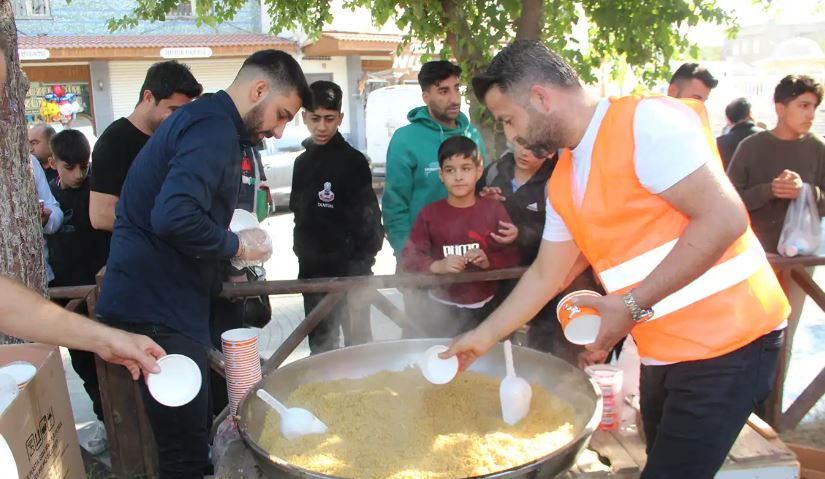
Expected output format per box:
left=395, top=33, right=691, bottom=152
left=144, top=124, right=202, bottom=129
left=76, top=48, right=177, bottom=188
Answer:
left=585, top=364, right=624, bottom=431
left=418, top=345, right=459, bottom=385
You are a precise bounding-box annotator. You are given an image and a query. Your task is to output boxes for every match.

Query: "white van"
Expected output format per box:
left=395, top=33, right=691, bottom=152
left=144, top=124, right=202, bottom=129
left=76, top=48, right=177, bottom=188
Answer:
left=365, top=84, right=425, bottom=178
left=365, top=84, right=474, bottom=178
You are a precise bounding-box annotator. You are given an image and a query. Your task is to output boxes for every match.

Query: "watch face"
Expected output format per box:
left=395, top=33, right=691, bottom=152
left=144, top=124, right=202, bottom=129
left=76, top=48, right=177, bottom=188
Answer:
left=637, top=309, right=654, bottom=322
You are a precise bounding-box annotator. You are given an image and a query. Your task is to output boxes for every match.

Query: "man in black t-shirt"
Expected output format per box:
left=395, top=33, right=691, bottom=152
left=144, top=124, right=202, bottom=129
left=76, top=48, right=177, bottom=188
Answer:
left=89, top=60, right=202, bottom=244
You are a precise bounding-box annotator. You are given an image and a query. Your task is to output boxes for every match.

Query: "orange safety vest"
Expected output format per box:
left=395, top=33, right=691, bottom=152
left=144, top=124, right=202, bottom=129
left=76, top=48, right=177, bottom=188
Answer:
left=547, top=94, right=789, bottom=363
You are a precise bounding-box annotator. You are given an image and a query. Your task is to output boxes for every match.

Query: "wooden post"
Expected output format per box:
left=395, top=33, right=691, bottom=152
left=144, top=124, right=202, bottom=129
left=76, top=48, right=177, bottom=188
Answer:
left=92, top=268, right=158, bottom=476
left=262, top=292, right=345, bottom=373
left=345, top=287, right=373, bottom=346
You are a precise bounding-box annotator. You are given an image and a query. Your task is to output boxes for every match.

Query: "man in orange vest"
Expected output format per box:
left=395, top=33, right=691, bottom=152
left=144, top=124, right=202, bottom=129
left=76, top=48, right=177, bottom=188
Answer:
left=442, top=40, right=790, bottom=479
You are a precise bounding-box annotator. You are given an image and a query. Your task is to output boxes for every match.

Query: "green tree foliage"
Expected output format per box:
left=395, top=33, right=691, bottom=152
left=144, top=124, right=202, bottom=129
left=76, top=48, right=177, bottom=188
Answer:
left=109, top=0, right=738, bottom=152
left=109, top=0, right=735, bottom=86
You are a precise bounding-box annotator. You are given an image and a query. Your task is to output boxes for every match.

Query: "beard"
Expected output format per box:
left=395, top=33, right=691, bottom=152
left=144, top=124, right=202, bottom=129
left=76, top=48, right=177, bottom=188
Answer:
left=515, top=103, right=566, bottom=158
left=243, top=101, right=267, bottom=139
left=430, top=103, right=461, bottom=124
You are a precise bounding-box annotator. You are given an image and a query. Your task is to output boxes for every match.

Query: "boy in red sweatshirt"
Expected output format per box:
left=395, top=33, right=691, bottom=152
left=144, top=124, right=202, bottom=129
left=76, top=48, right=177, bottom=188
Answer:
left=401, top=136, right=520, bottom=337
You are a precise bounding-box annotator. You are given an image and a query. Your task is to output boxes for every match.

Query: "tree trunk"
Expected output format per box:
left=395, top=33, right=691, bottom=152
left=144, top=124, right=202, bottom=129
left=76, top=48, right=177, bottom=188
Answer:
left=0, top=1, right=46, bottom=344
left=515, top=0, right=543, bottom=40
left=441, top=0, right=503, bottom=159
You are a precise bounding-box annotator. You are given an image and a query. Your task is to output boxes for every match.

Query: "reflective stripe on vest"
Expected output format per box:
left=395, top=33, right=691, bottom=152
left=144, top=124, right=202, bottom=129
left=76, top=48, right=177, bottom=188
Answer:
left=547, top=94, right=790, bottom=363
left=599, top=237, right=765, bottom=320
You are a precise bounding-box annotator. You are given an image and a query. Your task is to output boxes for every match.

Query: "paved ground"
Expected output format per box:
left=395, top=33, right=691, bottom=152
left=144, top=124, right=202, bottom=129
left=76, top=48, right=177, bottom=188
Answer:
left=63, top=211, right=825, bottom=455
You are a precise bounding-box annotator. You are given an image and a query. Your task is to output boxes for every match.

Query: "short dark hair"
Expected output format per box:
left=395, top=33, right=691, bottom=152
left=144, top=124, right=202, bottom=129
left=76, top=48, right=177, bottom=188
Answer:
left=774, top=75, right=823, bottom=106
left=418, top=61, right=462, bottom=91
left=137, top=60, right=203, bottom=106
left=725, top=97, right=752, bottom=124
left=669, top=63, right=718, bottom=89
left=438, top=136, right=480, bottom=167
left=50, top=129, right=90, bottom=166
left=472, top=39, right=580, bottom=104
left=241, top=49, right=312, bottom=108
left=34, top=124, right=56, bottom=142
left=308, top=80, right=343, bottom=112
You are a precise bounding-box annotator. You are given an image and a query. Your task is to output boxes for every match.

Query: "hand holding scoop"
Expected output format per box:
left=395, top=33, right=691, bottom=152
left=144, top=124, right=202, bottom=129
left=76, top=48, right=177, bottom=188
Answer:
left=499, top=340, right=532, bottom=425
left=256, top=389, right=328, bottom=440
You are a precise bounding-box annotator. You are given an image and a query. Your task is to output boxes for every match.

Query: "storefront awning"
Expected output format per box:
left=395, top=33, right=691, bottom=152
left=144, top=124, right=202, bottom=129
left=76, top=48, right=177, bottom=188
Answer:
left=302, top=31, right=403, bottom=57
left=17, top=33, right=297, bottom=61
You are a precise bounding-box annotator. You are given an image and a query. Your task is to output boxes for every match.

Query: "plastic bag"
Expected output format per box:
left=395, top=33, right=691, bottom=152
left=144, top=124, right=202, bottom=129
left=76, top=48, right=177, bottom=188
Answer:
left=230, top=228, right=273, bottom=269
left=777, top=183, right=821, bottom=257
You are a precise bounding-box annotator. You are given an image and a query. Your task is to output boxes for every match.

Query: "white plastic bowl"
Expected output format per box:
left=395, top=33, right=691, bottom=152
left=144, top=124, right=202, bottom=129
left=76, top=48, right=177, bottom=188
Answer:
left=147, top=354, right=202, bottom=407
left=0, top=362, right=36, bottom=387
left=0, top=434, right=18, bottom=479
left=229, top=209, right=260, bottom=233
left=418, top=345, right=459, bottom=385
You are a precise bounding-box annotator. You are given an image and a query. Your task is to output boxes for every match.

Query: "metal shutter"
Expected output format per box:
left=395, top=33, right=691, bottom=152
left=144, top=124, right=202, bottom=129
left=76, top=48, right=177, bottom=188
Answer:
left=108, top=58, right=245, bottom=120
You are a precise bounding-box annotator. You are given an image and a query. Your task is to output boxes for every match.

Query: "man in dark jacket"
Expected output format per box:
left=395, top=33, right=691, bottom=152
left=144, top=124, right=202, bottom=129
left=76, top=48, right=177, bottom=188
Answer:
left=95, top=50, right=311, bottom=478
left=290, top=81, right=383, bottom=354
left=718, top=97, right=762, bottom=170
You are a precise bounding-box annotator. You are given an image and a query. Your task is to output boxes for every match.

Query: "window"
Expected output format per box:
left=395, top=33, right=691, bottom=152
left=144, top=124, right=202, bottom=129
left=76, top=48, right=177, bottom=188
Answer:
left=169, top=0, right=213, bottom=18
left=170, top=0, right=194, bottom=18
left=13, top=0, right=50, bottom=18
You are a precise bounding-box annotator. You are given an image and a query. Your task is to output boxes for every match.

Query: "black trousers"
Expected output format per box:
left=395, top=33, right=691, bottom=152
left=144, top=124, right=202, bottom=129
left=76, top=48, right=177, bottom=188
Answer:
left=639, top=329, right=783, bottom=479
left=50, top=299, right=105, bottom=422
left=68, top=349, right=104, bottom=421
left=299, top=259, right=373, bottom=355
left=108, top=322, right=212, bottom=479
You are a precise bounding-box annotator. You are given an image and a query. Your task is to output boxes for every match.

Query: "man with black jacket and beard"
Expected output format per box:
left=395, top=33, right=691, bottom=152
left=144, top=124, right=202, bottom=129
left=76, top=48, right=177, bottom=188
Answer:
left=290, top=81, right=383, bottom=354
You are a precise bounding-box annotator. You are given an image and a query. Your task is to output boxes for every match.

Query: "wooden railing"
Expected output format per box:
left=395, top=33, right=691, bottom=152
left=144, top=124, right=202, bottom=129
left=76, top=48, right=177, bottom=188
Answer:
left=765, top=254, right=825, bottom=432
left=48, top=257, right=825, bottom=475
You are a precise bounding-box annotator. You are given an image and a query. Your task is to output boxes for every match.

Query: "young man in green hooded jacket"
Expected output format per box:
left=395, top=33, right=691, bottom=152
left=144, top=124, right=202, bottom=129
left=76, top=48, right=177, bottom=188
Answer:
left=383, top=61, right=490, bottom=256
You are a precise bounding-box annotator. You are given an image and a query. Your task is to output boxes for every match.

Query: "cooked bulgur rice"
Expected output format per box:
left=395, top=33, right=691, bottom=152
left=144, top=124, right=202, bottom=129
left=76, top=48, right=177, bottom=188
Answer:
left=259, top=369, right=575, bottom=478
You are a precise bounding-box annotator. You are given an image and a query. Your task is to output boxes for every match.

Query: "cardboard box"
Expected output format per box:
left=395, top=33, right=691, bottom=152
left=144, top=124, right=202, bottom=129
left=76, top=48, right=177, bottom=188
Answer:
left=787, top=443, right=825, bottom=479
left=0, top=344, right=84, bottom=479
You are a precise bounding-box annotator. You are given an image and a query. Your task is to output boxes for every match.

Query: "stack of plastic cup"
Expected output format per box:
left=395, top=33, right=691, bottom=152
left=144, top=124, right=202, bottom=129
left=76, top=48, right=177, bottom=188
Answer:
left=584, top=364, right=624, bottom=431
left=221, top=328, right=262, bottom=416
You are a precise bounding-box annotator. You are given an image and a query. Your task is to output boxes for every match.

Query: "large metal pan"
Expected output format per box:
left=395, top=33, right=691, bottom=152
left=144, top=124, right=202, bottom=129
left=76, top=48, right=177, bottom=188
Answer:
left=238, top=339, right=602, bottom=479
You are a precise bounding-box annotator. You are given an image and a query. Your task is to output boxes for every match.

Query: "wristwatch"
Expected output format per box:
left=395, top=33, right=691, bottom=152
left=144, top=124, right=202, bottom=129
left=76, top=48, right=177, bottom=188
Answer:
left=623, top=292, right=654, bottom=323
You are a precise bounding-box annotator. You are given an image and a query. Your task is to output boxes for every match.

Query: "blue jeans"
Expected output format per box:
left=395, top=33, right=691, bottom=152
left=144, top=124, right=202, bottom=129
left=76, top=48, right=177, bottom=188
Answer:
left=639, top=329, right=783, bottom=479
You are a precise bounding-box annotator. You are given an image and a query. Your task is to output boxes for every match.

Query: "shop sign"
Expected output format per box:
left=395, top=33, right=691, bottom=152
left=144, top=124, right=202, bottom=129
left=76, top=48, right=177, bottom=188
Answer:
left=160, top=47, right=213, bottom=59
left=18, top=49, right=50, bottom=61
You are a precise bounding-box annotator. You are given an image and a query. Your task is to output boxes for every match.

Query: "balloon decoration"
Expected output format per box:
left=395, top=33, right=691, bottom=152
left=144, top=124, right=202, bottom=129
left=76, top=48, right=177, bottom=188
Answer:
left=39, top=84, right=82, bottom=124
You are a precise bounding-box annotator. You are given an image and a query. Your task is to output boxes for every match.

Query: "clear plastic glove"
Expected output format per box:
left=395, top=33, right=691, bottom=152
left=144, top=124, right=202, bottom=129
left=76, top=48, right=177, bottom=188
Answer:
left=231, top=228, right=272, bottom=269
